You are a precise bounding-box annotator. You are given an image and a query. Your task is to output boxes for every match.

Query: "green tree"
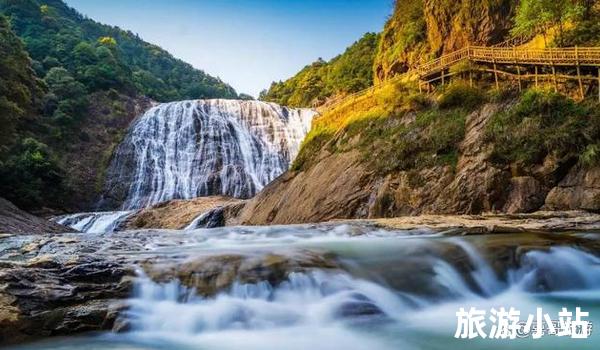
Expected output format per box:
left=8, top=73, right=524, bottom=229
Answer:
left=43, top=67, right=87, bottom=128
left=0, top=138, right=65, bottom=209
left=0, top=14, right=43, bottom=153
left=511, top=0, right=584, bottom=46
left=261, top=32, right=380, bottom=107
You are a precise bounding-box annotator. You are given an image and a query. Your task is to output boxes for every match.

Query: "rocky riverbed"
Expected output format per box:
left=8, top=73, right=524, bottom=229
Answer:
left=2, top=219, right=600, bottom=347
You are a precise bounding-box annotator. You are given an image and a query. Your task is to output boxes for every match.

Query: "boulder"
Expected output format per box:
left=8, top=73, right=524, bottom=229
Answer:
left=545, top=166, right=600, bottom=212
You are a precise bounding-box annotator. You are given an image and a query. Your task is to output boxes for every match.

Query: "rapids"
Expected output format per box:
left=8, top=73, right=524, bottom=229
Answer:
left=7, top=224, right=600, bottom=350
left=54, top=211, right=132, bottom=233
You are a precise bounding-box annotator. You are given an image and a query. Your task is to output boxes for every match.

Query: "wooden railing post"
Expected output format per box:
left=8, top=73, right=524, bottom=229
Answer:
left=441, top=67, right=445, bottom=86
left=552, top=51, right=558, bottom=93
left=598, top=67, right=600, bottom=103
left=469, top=70, right=473, bottom=88
left=535, top=66, right=539, bottom=88
left=576, top=46, right=584, bottom=100
left=514, top=47, right=522, bottom=91
left=493, top=56, right=499, bottom=90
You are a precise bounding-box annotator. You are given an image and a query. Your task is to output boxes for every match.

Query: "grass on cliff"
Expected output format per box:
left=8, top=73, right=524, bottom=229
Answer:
left=292, top=81, right=485, bottom=174
left=486, top=88, right=600, bottom=168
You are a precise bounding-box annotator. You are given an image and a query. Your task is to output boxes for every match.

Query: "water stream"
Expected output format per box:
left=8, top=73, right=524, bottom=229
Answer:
left=8, top=225, right=600, bottom=350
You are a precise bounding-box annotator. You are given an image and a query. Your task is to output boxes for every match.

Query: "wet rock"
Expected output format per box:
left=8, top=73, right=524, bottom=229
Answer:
left=0, top=235, right=135, bottom=345
left=143, top=251, right=339, bottom=297
left=124, top=196, right=245, bottom=230
left=335, top=300, right=385, bottom=319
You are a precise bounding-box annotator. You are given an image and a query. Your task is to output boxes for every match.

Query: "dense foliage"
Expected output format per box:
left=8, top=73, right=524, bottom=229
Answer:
left=511, top=0, right=584, bottom=46
left=0, top=14, right=67, bottom=209
left=372, top=0, right=428, bottom=83
left=487, top=89, right=600, bottom=167
left=0, top=0, right=239, bottom=210
left=259, top=33, right=379, bottom=107
left=0, top=138, right=66, bottom=209
left=0, top=0, right=237, bottom=102
left=0, top=14, right=43, bottom=152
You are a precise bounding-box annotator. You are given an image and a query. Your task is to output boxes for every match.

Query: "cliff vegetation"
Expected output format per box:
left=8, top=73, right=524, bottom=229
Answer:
left=260, top=33, right=379, bottom=107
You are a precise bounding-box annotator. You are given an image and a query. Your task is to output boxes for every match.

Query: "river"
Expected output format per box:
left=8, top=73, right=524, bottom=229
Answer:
left=5, top=224, right=600, bottom=349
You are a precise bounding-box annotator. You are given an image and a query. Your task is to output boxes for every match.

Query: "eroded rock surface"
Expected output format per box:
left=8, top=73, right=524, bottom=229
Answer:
left=0, top=228, right=340, bottom=344
left=545, top=165, right=600, bottom=212
left=236, top=101, right=600, bottom=226
left=0, top=198, right=70, bottom=235
left=143, top=251, right=339, bottom=297
left=125, top=196, right=245, bottom=230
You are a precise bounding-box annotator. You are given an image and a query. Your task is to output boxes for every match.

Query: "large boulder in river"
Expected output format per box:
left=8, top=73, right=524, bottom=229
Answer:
left=142, top=251, right=339, bottom=297
left=124, top=196, right=245, bottom=230
left=0, top=245, right=133, bottom=344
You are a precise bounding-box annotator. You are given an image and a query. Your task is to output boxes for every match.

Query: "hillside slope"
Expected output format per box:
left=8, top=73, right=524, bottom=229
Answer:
left=0, top=0, right=238, bottom=212
left=0, top=0, right=237, bottom=101
left=0, top=197, right=69, bottom=234
left=237, top=0, right=600, bottom=225
left=237, top=86, right=600, bottom=225
left=260, top=33, right=379, bottom=107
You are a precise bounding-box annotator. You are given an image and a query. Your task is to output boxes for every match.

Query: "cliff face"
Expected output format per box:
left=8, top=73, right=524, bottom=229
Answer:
left=62, top=92, right=153, bottom=211
left=424, top=0, right=515, bottom=54
left=236, top=93, right=600, bottom=225
left=374, top=0, right=516, bottom=82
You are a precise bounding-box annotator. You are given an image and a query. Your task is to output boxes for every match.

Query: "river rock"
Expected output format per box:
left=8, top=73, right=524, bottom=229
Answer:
left=124, top=196, right=245, bottom=230
left=545, top=165, right=600, bottom=212
left=0, top=255, right=132, bottom=344
left=142, top=250, right=339, bottom=297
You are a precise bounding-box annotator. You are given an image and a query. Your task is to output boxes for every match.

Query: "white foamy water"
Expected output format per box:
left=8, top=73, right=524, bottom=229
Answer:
left=7, top=228, right=600, bottom=350
left=54, top=211, right=132, bottom=233
left=114, top=239, right=600, bottom=350
left=102, top=99, right=316, bottom=209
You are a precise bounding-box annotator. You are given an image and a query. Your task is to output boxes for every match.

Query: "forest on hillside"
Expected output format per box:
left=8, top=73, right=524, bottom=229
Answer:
left=260, top=32, right=379, bottom=107
left=0, top=0, right=239, bottom=211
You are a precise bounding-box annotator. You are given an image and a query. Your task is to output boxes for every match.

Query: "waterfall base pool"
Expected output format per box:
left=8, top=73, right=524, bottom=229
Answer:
left=4, top=224, right=600, bottom=350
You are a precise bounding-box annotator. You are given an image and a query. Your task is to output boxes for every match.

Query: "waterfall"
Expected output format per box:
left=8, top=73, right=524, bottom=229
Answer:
left=101, top=99, right=316, bottom=210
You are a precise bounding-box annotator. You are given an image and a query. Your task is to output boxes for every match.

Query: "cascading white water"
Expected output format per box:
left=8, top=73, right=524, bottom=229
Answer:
left=7, top=227, right=600, bottom=350
left=113, top=235, right=600, bottom=350
left=102, top=99, right=316, bottom=210
left=54, top=211, right=132, bottom=233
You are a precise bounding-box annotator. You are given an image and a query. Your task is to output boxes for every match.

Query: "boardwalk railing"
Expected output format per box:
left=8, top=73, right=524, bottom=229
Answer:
left=322, top=45, right=600, bottom=111
left=418, top=46, right=600, bottom=77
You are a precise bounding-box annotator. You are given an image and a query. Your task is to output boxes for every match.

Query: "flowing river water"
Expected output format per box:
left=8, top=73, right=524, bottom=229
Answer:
left=6, top=224, right=600, bottom=350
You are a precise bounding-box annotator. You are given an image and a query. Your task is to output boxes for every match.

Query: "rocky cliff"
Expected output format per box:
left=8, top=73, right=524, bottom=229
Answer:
left=63, top=92, right=153, bottom=211
left=374, top=0, right=516, bottom=82
left=0, top=197, right=69, bottom=234
left=236, top=86, right=600, bottom=225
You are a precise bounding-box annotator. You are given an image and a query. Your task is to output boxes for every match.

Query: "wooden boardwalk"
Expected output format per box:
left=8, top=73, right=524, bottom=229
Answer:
left=322, top=45, right=600, bottom=111
left=418, top=46, right=600, bottom=79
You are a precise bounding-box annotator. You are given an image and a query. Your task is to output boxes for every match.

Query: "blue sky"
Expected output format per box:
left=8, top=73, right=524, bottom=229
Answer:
left=65, top=0, right=392, bottom=97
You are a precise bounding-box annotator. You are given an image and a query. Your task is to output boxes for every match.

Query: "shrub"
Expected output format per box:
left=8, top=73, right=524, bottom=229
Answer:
left=0, top=138, right=66, bottom=210
left=438, top=83, right=486, bottom=110
left=486, top=89, right=599, bottom=167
